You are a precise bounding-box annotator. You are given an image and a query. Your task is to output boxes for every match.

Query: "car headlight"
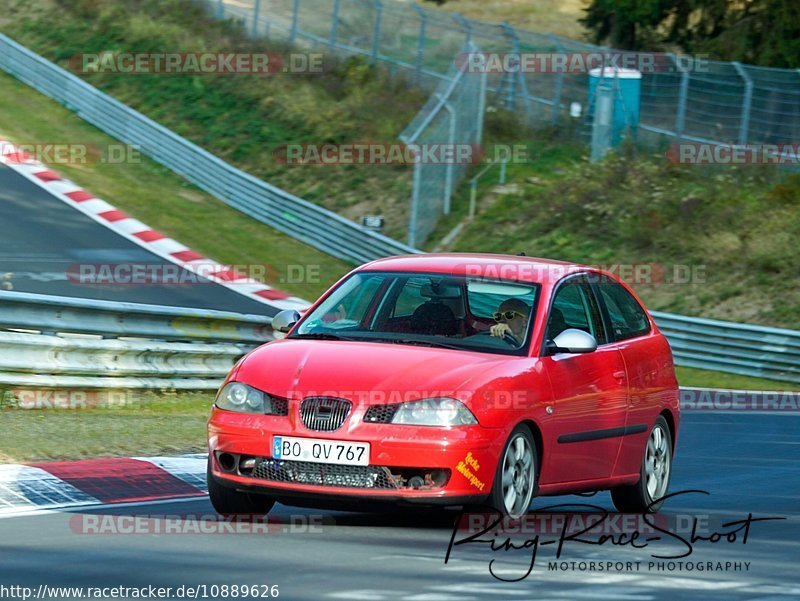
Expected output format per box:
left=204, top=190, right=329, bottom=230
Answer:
left=215, top=382, right=268, bottom=414
left=390, top=397, right=478, bottom=427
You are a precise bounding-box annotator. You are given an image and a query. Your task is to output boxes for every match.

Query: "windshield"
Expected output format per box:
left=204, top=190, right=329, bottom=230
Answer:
left=291, top=271, right=540, bottom=355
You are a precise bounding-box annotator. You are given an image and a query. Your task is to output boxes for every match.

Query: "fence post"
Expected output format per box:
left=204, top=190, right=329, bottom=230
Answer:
left=370, top=1, right=383, bottom=65
left=289, top=0, right=300, bottom=45
left=412, top=6, right=428, bottom=85
left=453, top=13, right=472, bottom=45
left=442, top=99, right=457, bottom=215
left=591, top=81, right=614, bottom=162
left=475, top=49, right=488, bottom=146
left=549, top=34, right=564, bottom=125
left=251, top=0, right=261, bottom=38
left=469, top=179, right=478, bottom=219
left=733, top=62, right=752, bottom=145
left=408, top=161, right=422, bottom=247
left=501, top=23, right=519, bottom=111
left=674, top=55, right=689, bottom=142
left=329, top=0, right=341, bottom=49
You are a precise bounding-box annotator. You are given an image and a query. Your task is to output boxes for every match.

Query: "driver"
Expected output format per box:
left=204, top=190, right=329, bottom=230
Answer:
left=489, top=298, right=530, bottom=344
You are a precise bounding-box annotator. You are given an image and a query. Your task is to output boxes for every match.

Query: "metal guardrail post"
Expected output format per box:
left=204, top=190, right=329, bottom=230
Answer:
left=549, top=34, right=564, bottom=125
left=412, top=6, right=427, bottom=85
left=674, top=54, right=689, bottom=142
left=733, top=62, right=753, bottom=145
left=251, top=0, right=262, bottom=38
left=289, top=0, right=300, bottom=45
left=370, top=1, right=383, bottom=65
left=329, top=0, right=341, bottom=50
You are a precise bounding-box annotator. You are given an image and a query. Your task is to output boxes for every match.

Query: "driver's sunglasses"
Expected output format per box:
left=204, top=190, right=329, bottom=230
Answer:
left=493, top=310, right=527, bottom=322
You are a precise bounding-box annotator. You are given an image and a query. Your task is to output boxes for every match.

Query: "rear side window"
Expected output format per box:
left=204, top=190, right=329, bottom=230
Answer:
left=598, top=279, right=651, bottom=341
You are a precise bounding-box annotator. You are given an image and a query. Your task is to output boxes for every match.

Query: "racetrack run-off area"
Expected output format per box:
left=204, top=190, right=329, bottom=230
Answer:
left=0, top=409, right=797, bottom=600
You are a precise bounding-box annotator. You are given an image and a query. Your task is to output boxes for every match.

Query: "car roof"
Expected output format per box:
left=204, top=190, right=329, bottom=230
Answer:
left=358, top=253, right=596, bottom=286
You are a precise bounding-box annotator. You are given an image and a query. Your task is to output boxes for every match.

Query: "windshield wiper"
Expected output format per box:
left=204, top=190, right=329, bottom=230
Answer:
left=382, top=338, right=465, bottom=351
left=291, top=332, right=360, bottom=341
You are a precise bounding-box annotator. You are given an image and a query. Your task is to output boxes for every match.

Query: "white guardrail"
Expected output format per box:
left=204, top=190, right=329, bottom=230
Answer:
left=0, top=291, right=273, bottom=390
left=1, top=292, right=798, bottom=390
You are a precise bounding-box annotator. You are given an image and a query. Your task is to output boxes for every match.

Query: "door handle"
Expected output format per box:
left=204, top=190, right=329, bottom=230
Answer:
left=613, top=370, right=626, bottom=382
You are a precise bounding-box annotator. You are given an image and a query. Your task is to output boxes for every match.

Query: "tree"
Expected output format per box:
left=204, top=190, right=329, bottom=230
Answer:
left=581, top=0, right=800, bottom=67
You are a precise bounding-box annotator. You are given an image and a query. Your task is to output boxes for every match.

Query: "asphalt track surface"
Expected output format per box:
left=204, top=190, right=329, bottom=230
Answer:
left=0, top=164, right=278, bottom=316
left=0, top=411, right=797, bottom=600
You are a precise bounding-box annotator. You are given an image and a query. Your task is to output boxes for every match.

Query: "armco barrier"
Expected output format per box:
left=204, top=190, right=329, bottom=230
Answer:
left=0, top=291, right=273, bottom=344
left=0, top=330, right=247, bottom=390
left=0, top=34, right=418, bottom=265
left=0, top=291, right=272, bottom=389
left=1, top=292, right=798, bottom=387
left=652, top=311, right=800, bottom=384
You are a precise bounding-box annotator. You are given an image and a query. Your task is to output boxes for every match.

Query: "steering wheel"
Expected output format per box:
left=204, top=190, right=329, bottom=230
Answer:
left=475, top=329, right=519, bottom=346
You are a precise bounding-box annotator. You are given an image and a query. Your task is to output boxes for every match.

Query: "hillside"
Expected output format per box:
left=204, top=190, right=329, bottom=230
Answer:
left=2, top=0, right=798, bottom=333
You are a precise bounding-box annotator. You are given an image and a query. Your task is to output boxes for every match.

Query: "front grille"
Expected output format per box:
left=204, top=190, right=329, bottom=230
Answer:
left=253, top=459, right=398, bottom=489
left=300, top=397, right=351, bottom=431
left=363, top=403, right=401, bottom=424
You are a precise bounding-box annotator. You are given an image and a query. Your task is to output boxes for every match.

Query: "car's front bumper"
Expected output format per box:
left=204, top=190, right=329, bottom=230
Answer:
left=208, top=407, right=505, bottom=504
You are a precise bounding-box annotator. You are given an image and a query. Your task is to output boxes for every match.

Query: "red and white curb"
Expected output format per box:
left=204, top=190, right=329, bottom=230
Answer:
left=0, top=454, right=207, bottom=516
left=0, top=138, right=309, bottom=313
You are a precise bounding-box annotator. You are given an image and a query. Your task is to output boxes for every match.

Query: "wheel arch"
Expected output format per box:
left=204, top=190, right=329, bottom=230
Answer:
left=518, top=418, right=544, bottom=473
left=659, top=408, right=677, bottom=455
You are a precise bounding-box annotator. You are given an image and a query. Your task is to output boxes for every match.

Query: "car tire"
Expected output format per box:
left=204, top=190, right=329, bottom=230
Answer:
left=487, top=424, right=537, bottom=519
left=611, top=416, right=673, bottom=513
left=207, top=459, right=276, bottom=515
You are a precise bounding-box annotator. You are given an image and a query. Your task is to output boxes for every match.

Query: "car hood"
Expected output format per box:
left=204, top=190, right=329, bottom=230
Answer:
left=235, top=338, right=538, bottom=406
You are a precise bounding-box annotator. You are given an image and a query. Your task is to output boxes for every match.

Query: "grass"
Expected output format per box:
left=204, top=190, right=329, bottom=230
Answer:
left=436, top=137, right=800, bottom=330
left=430, top=0, right=588, bottom=39
left=675, top=367, right=798, bottom=392
left=0, top=390, right=211, bottom=462
left=2, top=365, right=796, bottom=462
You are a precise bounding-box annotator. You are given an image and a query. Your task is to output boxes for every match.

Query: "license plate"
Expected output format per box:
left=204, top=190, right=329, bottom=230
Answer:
left=272, top=436, right=370, bottom=466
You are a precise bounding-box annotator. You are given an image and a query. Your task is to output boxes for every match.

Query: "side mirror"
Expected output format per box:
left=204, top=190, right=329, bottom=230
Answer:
left=546, top=328, right=598, bottom=355
left=272, top=309, right=300, bottom=334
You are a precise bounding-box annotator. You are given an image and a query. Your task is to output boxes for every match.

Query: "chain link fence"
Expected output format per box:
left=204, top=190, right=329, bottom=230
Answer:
left=399, top=42, right=486, bottom=247
left=207, top=0, right=800, bottom=148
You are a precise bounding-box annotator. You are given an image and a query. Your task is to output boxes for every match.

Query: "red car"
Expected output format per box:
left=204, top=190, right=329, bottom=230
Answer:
left=207, top=254, right=679, bottom=518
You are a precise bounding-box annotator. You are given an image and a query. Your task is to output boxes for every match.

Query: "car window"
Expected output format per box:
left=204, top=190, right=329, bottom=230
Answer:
left=393, top=277, right=428, bottom=317
left=598, top=279, right=651, bottom=341
left=547, top=280, right=606, bottom=344
left=317, top=273, right=387, bottom=328
left=293, top=271, right=540, bottom=356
